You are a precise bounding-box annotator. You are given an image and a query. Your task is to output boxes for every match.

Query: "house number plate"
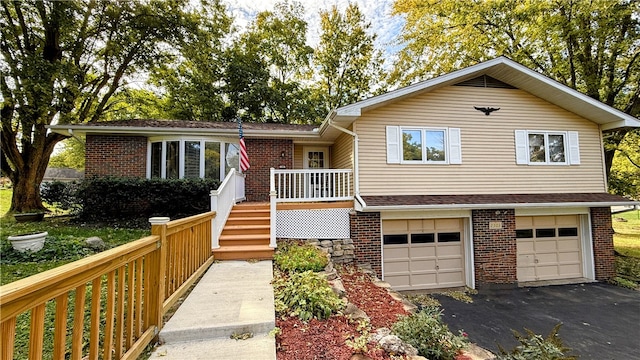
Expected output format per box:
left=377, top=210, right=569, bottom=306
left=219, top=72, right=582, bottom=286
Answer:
left=489, top=221, right=503, bottom=229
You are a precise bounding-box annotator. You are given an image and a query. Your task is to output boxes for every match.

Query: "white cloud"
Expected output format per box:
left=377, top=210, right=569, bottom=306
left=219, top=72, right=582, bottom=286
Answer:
left=222, top=0, right=404, bottom=60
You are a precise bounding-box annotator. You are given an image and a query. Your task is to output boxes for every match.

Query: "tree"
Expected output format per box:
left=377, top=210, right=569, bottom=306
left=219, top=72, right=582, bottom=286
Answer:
left=224, top=1, right=319, bottom=123
left=391, top=0, right=640, bottom=178
left=609, top=128, right=640, bottom=199
left=150, top=0, right=233, bottom=121
left=314, top=3, right=385, bottom=115
left=1, top=0, right=199, bottom=213
left=49, top=138, right=85, bottom=170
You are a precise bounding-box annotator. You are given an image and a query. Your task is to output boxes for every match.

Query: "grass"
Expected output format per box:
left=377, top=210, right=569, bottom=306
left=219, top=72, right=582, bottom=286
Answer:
left=612, top=209, right=640, bottom=287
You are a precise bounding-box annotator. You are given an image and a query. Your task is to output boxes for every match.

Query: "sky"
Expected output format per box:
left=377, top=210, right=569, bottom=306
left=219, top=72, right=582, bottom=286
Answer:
left=222, top=0, right=405, bottom=60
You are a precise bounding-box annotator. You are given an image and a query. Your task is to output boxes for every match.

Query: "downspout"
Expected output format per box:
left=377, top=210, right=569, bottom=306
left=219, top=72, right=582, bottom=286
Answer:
left=327, top=120, right=360, bottom=197
left=68, top=129, right=85, bottom=145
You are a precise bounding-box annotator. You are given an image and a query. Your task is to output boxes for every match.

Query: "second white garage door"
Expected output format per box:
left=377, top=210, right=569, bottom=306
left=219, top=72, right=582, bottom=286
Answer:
left=516, top=215, right=583, bottom=282
left=383, top=218, right=465, bottom=290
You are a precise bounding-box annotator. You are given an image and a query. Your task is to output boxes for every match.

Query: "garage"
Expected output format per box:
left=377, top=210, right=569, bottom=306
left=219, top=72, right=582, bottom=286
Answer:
left=516, top=215, right=582, bottom=282
left=383, top=218, right=465, bottom=290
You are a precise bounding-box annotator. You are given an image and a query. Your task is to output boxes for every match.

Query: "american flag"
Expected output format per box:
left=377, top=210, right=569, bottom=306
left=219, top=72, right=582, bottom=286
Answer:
left=237, top=118, right=250, bottom=172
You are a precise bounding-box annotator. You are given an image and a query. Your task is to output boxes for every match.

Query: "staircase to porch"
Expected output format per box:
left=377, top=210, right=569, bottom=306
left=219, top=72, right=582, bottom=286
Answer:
left=212, top=202, right=274, bottom=260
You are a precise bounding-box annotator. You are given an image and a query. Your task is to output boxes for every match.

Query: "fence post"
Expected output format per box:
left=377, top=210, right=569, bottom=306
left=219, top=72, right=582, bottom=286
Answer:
left=148, top=217, right=169, bottom=338
left=210, top=190, right=220, bottom=249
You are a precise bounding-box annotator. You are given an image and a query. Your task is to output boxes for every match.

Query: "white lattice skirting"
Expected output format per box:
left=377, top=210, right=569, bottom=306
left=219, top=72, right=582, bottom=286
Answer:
left=276, top=208, right=351, bottom=239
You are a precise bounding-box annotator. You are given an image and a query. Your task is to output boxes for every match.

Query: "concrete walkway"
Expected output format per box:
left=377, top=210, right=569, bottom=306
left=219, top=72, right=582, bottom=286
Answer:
left=149, top=260, right=276, bottom=360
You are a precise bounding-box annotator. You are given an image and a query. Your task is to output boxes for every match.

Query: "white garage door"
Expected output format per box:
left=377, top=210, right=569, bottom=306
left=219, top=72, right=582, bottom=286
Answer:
left=383, top=218, right=465, bottom=290
left=516, top=215, right=582, bottom=282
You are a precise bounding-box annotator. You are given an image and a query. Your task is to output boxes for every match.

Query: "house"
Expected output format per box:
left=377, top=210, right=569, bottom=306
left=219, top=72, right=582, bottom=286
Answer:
left=49, top=57, right=639, bottom=290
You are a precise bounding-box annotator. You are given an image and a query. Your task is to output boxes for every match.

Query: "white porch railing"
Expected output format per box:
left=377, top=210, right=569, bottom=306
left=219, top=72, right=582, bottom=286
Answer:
left=269, top=167, right=354, bottom=248
left=270, top=168, right=353, bottom=202
left=210, top=168, right=246, bottom=248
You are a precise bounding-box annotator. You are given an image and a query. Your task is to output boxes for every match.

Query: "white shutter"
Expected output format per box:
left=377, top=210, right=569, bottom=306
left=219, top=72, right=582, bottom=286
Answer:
left=568, top=131, right=580, bottom=165
left=515, top=130, right=528, bottom=164
left=386, top=126, right=401, bottom=164
left=448, top=128, right=462, bottom=164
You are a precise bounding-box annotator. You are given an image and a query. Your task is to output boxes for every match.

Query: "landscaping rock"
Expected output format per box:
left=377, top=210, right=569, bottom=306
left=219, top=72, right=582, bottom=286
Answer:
left=370, top=328, right=418, bottom=357
left=343, top=302, right=370, bottom=323
left=329, top=278, right=346, bottom=297
left=350, top=354, right=373, bottom=360
left=85, top=236, right=107, bottom=251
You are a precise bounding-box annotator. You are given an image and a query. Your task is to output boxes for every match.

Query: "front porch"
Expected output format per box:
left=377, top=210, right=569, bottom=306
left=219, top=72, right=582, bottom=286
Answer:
left=210, top=168, right=355, bottom=260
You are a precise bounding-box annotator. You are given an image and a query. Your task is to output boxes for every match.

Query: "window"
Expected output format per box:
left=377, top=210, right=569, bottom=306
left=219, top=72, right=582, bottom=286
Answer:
left=384, top=234, right=408, bottom=245
left=149, top=139, right=237, bottom=181
left=536, top=228, right=556, bottom=238
left=412, top=233, right=435, bottom=243
left=401, top=128, right=447, bottom=163
left=387, top=126, right=461, bottom=164
left=515, top=130, right=580, bottom=165
left=558, top=227, right=578, bottom=237
left=516, top=229, right=534, bottom=238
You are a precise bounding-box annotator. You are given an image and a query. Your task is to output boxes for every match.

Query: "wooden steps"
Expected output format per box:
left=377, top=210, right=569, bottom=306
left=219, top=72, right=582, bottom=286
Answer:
left=213, top=203, right=273, bottom=261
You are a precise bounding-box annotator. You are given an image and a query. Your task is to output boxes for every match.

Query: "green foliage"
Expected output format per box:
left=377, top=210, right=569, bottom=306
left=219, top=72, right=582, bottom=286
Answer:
left=48, top=138, right=85, bottom=170
left=314, top=3, right=385, bottom=114
left=40, top=181, right=82, bottom=214
left=496, top=324, right=576, bottom=360
left=392, top=308, right=468, bottom=360
left=272, top=270, right=345, bottom=321
left=405, top=293, right=441, bottom=310
left=46, top=177, right=220, bottom=221
left=274, top=241, right=328, bottom=272
left=610, top=276, right=638, bottom=290
left=609, top=129, right=640, bottom=199
left=346, top=319, right=371, bottom=354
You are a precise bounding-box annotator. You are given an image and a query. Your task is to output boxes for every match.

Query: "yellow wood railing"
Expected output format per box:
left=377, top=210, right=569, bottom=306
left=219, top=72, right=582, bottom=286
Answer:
left=0, top=211, right=215, bottom=360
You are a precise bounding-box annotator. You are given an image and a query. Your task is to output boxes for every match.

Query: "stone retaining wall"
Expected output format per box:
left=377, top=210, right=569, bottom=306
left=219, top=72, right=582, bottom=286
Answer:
left=306, top=238, right=355, bottom=264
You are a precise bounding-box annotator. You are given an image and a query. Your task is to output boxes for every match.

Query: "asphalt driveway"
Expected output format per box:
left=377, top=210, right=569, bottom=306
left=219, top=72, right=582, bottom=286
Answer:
left=431, top=283, right=640, bottom=359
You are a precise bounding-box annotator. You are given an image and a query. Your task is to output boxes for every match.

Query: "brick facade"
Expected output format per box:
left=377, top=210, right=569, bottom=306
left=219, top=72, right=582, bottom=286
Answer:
left=472, top=209, right=518, bottom=287
left=590, top=207, right=615, bottom=281
left=85, top=135, right=147, bottom=178
left=244, top=138, right=293, bottom=202
left=349, top=211, right=382, bottom=278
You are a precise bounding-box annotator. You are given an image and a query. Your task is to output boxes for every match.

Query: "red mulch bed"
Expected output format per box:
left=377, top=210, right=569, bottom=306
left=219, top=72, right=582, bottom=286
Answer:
left=275, top=266, right=408, bottom=360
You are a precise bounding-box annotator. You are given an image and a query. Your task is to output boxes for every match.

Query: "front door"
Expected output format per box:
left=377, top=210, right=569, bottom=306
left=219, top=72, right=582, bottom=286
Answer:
left=303, top=147, right=328, bottom=198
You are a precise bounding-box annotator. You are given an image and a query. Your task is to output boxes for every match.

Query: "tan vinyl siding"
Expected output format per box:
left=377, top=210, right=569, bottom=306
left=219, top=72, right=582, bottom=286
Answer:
left=331, top=130, right=354, bottom=169
left=293, top=144, right=304, bottom=169
left=357, top=86, right=606, bottom=196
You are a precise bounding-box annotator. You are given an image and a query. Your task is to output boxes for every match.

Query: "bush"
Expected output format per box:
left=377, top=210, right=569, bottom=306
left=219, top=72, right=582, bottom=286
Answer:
left=496, top=324, right=576, bottom=360
left=40, top=177, right=220, bottom=221
left=274, top=241, right=328, bottom=272
left=392, top=308, right=468, bottom=360
left=41, top=181, right=82, bottom=213
left=273, top=270, right=345, bottom=321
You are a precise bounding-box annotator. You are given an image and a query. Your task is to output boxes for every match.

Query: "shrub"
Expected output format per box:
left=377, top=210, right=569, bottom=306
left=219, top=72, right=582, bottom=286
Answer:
left=496, top=324, right=576, bottom=360
left=392, top=308, right=468, bottom=360
left=273, top=270, right=344, bottom=321
left=40, top=177, right=220, bottom=221
left=40, top=181, right=82, bottom=214
left=274, top=241, right=328, bottom=272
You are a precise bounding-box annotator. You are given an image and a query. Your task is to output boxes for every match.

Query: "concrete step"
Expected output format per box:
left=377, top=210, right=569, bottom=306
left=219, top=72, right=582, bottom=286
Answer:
left=150, top=334, right=276, bottom=360
left=213, top=245, right=274, bottom=260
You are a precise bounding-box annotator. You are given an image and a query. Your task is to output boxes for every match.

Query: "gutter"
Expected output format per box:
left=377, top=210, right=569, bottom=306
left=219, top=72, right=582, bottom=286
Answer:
left=358, top=200, right=640, bottom=212
left=48, top=125, right=321, bottom=139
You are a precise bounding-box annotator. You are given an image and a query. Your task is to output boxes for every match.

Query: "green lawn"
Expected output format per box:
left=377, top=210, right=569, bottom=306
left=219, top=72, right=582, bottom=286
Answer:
left=613, top=209, right=640, bottom=257
left=0, top=187, right=12, bottom=216
left=612, top=209, right=640, bottom=287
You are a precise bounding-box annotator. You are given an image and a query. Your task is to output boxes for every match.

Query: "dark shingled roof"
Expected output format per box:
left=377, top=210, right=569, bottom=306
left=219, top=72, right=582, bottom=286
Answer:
left=361, top=193, right=633, bottom=207
left=81, top=119, right=317, bottom=131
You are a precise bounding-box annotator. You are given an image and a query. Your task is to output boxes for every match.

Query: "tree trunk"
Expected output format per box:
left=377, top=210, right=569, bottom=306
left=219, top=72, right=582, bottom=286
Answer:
left=10, top=170, right=47, bottom=213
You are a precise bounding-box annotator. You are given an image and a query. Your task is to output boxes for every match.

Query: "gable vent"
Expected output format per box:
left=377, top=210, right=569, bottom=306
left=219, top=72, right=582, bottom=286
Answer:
left=454, top=75, right=516, bottom=89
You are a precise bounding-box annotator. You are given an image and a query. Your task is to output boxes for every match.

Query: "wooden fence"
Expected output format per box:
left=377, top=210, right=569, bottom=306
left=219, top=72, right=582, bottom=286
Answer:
left=0, top=211, right=215, bottom=360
